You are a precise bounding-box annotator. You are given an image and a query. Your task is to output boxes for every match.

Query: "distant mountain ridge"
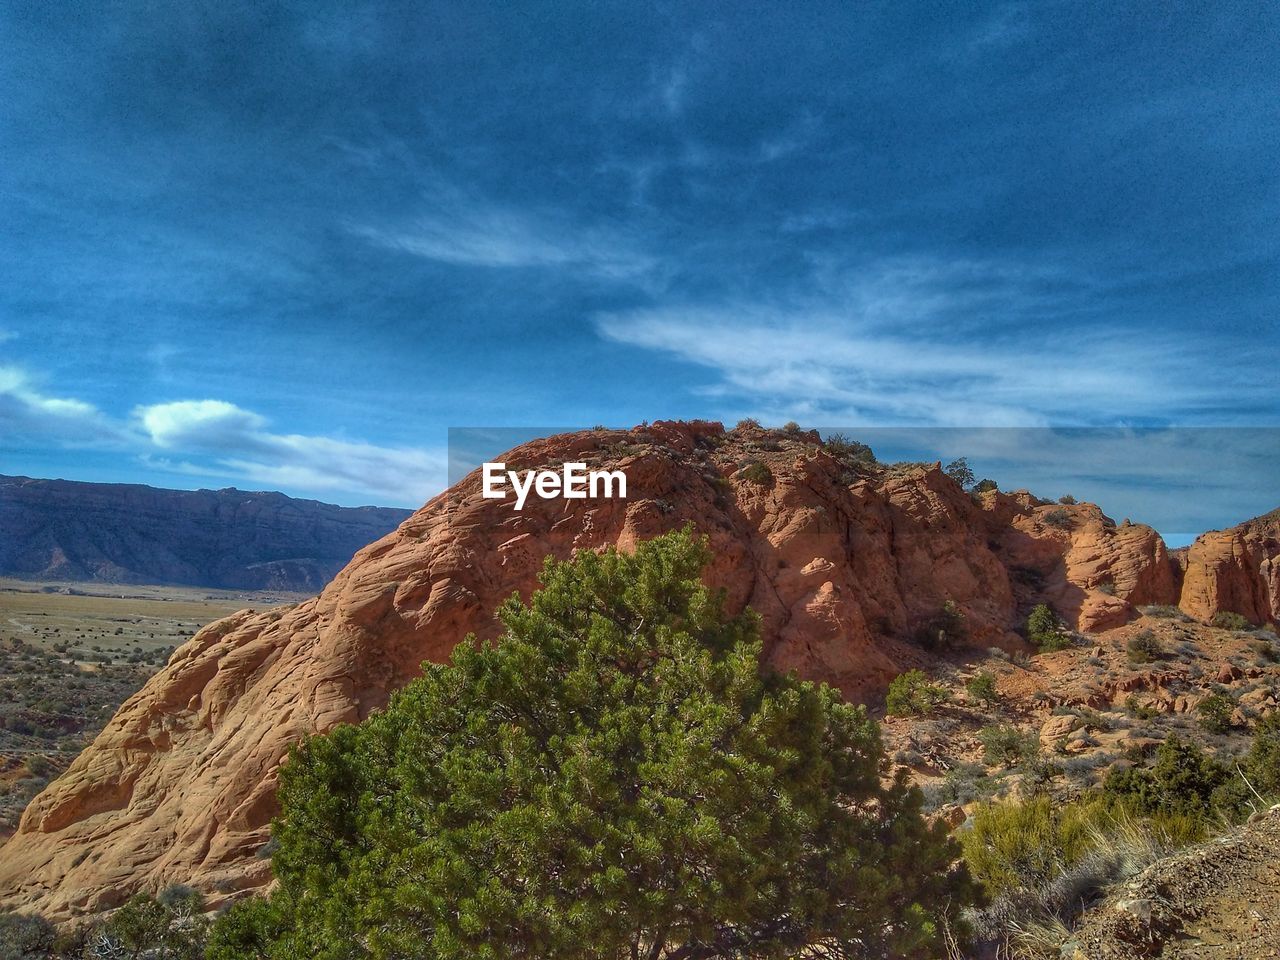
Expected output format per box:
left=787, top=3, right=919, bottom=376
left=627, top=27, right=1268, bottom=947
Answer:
left=0, top=474, right=412, bottom=592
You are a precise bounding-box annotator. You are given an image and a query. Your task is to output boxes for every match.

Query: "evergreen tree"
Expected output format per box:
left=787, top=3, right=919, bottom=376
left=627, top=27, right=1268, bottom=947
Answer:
left=214, top=528, right=974, bottom=959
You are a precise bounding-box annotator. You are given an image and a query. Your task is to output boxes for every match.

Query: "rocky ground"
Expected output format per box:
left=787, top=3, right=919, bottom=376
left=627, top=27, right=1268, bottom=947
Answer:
left=883, top=611, right=1280, bottom=818
left=1065, top=807, right=1280, bottom=959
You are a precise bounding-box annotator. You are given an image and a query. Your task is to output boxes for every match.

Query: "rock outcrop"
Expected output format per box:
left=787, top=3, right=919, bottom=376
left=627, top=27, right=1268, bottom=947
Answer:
left=0, top=475, right=411, bottom=592
left=0, top=423, right=1268, bottom=919
left=1179, top=509, right=1280, bottom=626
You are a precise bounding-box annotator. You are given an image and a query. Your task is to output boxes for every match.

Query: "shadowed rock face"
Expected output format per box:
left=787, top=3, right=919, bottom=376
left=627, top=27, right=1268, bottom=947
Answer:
left=0, top=475, right=411, bottom=592
left=0, top=422, right=1270, bottom=919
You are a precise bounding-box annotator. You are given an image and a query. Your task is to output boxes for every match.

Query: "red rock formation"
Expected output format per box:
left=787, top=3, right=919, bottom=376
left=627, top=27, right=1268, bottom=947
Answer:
left=1179, top=509, right=1280, bottom=626
left=0, top=422, right=1220, bottom=918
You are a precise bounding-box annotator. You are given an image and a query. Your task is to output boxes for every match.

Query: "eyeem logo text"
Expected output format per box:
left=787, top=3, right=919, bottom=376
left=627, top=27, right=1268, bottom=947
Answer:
left=482, top=462, right=627, bottom=510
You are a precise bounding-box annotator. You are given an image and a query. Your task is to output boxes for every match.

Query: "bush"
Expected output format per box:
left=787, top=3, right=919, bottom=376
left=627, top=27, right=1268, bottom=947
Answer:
left=886, top=669, right=950, bottom=717
left=1126, top=630, right=1163, bottom=664
left=1058, top=494, right=1077, bottom=505
left=978, top=724, right=1039, bottom=768
left=737, top=460, right=774, bottom=485
left=23, top=755, right=51, bottom=779
left=0, top=911, right=55, bottom=960
left=1042, top=508, right=1073, bottom=529
left=1244, top=713, right=1280, bottom=799
left=972, top=478, right=998, bottom=494
left=961, top=795, right=1099, bottom=896
left=1140, top=604, right=1188, bottom=620
left=97, top=891, right=208, bottom=959
left=1212, top=611, right=1252, bottom=631
left=734, top=417, right=762, bottom=431
left=1197, top=693, right=1235, bottom=734
left=960, top=793, right=1197, bottom=939
left=1102, top=735, right=1237, bottom=825
left=822, top=433, right=876, bottom=466
left=966, top=671, right=1000, bottom=708
left=216, top=529, right=976, bottom=959
left=1026, top=604, right=1069, bottom=652
left=915, top=600, right=967, bottom=650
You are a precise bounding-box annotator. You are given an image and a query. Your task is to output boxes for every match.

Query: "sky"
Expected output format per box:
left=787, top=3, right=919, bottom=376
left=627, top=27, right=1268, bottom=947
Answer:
left=1, top=2, right=1277, bottom=532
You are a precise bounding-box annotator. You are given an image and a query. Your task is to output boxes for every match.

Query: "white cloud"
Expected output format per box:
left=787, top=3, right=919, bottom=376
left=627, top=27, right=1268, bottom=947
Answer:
left=1, top=366, right=442, bottom=506
left=140, top=399, right=268, bottom=448
left=594, top=258, right=1244, bottom=427
left=134, top=399, right=444, bottom=504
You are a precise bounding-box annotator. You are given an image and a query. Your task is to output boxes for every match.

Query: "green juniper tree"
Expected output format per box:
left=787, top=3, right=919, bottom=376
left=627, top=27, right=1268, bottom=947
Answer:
left=210, top=528, right=973, bottom=960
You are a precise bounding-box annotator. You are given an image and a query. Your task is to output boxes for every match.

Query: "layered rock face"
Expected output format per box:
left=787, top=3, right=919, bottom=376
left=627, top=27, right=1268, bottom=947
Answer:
left=0, top=423, right=1267, bottom=918
left=1179, top=509, right=1280, bottom=625
left=0, top=475, right=411, bottom=591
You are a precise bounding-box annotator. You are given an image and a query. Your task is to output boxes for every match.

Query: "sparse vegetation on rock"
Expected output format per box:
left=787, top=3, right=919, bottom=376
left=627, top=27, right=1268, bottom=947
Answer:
left=1126, top=629, right=1163, bottom=664
left=887, top=669, right=950, bottom=717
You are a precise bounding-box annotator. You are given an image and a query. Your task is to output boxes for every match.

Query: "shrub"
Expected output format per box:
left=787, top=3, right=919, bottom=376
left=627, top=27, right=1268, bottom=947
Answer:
left=1058, top=494, right=1077, bottom=505
left=1042, top=508, right=1073, bottom=529
left=961, top=795, right=1101, bottom=896
left=823, top=433, right=876, bottom=466
left=734, top=417, right=762, bottom=431
left=1126, top=630, right=1163, bottom=664
left=886, top=669, right=950, bottom=717
left=1124, top=694, right=1158, bottom=720
left=97, top=891, right=208, bottom=959
left=978, top=724, right=1039, bottom=768
left=915, top=600, right=967, bottom=650
left=960, top=792, right=1196, bottom=945
left=1102, top=735, right=1236, bottom=825
left=1212, top=611, right=1252, bottom=631
left=966, top=670, right=1000, bottom=708
left=23, top=755, right=51, bottom=779
left=973, top=478, right=998, bottom=493
left=1196, top=693, right=1235, bottom=734
left=782, top=420, right=801, bottom=433
left=216, top=528, right=976, bottom=959
left=1140, top=604, right=1188, bottom=620
left=1244, top=713, right=1280, bottom=799
left=737, top=461, right=774, bottom=485
left=0, top=910, right=56, bottom=960
left=1026, top=603, right=1069, bottom=652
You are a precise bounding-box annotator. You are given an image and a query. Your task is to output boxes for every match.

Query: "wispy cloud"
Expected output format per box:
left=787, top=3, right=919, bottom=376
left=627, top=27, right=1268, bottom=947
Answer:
left=0, top=365, right=127, bottom=445
left=352, top=183, right=659, bottom=280
left=595, top=258, right=1256, bottom=427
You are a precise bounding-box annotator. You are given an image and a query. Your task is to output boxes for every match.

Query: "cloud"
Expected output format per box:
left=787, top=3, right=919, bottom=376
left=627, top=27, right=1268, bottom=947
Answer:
left=134, top=399, right=444, bottom=505
left=595, top=258, right=1253, bottom=427
left=0, top=366, right=442, bottom=506
left=352, top=184, right=659, bottom=280
left=0, top=365, right=126, bottom=445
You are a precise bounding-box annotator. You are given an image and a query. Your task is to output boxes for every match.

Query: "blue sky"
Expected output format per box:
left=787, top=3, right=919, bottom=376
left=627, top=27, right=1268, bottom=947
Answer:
left=1, top=2, right=1277, bottom=528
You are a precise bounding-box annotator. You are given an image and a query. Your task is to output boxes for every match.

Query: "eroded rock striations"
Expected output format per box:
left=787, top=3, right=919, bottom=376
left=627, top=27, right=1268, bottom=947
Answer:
left=0, top=422, right=1272, bottom=918
left=0, top=475, right=411, bottom=592
left=1179, top=508, right=1280, bottom=626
